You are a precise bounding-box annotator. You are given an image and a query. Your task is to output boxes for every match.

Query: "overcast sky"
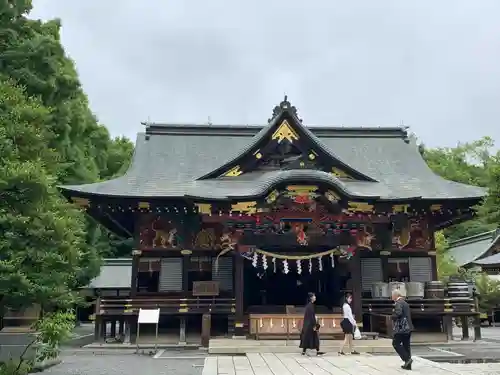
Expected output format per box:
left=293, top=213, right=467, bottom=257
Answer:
left=31, top=0, right=500, bottom=148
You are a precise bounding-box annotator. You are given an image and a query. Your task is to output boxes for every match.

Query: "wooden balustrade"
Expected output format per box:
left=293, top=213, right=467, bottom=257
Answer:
left=97, top=296, right=236, bottom=316
left=249, top=313, right=344, bottom=340
left=362, top=297, right=476, bottom=316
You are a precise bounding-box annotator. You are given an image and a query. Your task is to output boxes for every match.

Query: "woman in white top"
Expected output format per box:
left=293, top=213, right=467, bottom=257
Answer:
left=339, top=293, right=360, bottom=355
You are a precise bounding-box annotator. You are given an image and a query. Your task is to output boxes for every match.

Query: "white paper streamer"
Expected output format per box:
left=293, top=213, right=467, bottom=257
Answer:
left=252, top=252, right=258, bottom=268
left=283, top=259, right=289, bottom=274
left=296, top=259, right=302, bottom=274
left=262, top=254, right=268, bottom=270
left=318, top=257, right=323, bottom=271
left=272, top=257, right=276, bottom=272
left=331, top=252, right=335, bottom=268
left=308, top=258, right=312, bottom=273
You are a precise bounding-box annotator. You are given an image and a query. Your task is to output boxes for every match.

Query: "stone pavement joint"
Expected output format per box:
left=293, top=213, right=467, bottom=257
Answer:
left=202, top=353, right=500, bottom=375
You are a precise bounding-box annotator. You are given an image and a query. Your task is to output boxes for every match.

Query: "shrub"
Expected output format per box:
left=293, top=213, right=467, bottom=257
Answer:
left=34, top=310, right=75, bottom=361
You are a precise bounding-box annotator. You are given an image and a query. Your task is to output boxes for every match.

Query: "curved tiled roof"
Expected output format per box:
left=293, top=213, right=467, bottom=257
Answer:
left=59, top=124, right=485, bottom=201
left=447, top=230, right=500, bottom=267
left=473, top=252, right=500, bottom=266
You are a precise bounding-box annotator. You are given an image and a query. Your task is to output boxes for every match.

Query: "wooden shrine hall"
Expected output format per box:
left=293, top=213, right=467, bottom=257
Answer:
left=60, top=97, right=486, bottom=345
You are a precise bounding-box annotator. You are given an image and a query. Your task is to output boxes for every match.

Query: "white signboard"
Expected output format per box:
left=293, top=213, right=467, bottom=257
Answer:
left=138, top=308, right=160, bottom=324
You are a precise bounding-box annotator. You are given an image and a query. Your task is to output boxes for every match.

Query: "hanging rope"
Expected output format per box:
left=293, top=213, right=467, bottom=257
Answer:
left=255, top=247, right=341, bottom=260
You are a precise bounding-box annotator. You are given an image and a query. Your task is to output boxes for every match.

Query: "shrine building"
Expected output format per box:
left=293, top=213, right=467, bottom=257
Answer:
left=60, top=97, right=485, bottom=344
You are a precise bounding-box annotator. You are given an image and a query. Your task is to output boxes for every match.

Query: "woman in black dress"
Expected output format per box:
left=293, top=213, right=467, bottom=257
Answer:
left=300, top=292, right=325, bottom=356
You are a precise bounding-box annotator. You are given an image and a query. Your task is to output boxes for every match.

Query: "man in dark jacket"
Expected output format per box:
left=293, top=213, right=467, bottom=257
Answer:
left=391, top=290, right=413, bottom=370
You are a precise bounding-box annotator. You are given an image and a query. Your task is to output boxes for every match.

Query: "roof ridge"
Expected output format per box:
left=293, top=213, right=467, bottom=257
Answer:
left=143, top=122, right=408, bottom=138
left=448, top=230, right=495, bottom=247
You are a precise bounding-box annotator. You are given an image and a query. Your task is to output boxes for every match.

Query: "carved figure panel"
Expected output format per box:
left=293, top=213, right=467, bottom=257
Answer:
left=391, top=216, right=431, bottom=251
left=138, top=215, right=183, bottom=249
left=354, top=225, right=375, bottom=250
left=402, top=218, right=431, bottom=250
left=192, top=222, right=242, bottom=251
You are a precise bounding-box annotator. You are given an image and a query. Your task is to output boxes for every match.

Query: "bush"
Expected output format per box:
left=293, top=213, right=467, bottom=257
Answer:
left=34, top=310, right=75, bottom=361
left=0, top=360, right=31, bottom=375
left=475, top=273, right=500, bottom=312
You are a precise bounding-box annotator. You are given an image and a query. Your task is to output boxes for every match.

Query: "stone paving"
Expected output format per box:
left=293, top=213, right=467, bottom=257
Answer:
left=41, top=351, right=500, bottom=375
left=452, top=325, right=500, bottom=342
left=202, top=353, right=500, bottom=375
left=44, top=353, right=204, bottom=375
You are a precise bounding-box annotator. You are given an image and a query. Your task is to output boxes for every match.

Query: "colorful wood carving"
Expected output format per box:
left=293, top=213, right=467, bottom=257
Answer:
left=193, top=228, right=217, bottom=249
left=392, top=204, right=409, bottom=214
left=354, top=225, right=375, bottom=250
left=402, top=218, right=431, bottom=250
left=139, top=216, right=182, bottom=249
left=293, top=223, right=308, bottom=246
left=391, top=216, right=431, bottom=251
left=195, top=203, right=212, bottom=215
left=391, top=215, right=410, bottom=249
left=325, top=190, right=340, bottom=203
left=346, top=202, right=374, bottom=213
left=230, top=201, right=257, bottom=215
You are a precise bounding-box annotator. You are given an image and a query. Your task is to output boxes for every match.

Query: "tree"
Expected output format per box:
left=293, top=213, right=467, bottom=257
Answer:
left=475, top=273, right=500, bottom=312
left=0, top=79, right=99, bottom=311
left=0, top=1, right=133, bottom=314
left=435, top=231, right=457, bottom=281
left=421, top=137, right=498, bottom=241
left=480, top=153, right=500, bottom=226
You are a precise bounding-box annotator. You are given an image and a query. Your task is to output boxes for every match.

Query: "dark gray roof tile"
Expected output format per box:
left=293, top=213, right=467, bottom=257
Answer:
left=59, top=124, right=486, bottom=201
left=472, top=252, right=500, bottom=266
left=447, top=231, right=500, bottom=267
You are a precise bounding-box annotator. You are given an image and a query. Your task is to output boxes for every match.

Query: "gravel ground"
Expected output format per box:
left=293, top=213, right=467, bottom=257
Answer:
left=44, top=354, right=204, bottom=375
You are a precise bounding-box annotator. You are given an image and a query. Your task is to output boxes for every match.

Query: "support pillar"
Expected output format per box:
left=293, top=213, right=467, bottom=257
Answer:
left=94, top=317, right=104, bottom=342
left=130, top=318, right=138, bottom=344
left=349, top=251, right=362, bottom=322
left=201, top=313, right=211, bottom=348
left=429, top=216, right=438, bottom=280
left=179, top=317, right=186, bottom=344
left=110, top=319, right=117, bottom=337
left=124, top=320, right=131, bottom=344
left=119, top=319, right=125, bottom=336
left=130, top=251, right=141, bottom=297
left=100, top=319, right=107, bottom=340
left=234, top=253, right=244, bottom=336
left=473, top=316, right=482, bottom=341
left=443, top=315, right=453, bottom=341
left=460, top=316, right=469, bottom=340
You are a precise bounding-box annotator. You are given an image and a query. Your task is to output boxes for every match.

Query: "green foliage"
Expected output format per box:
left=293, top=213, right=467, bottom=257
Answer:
left=435, top=231, right=457, bottom=281
left=0, top=359, right=31, bottom=375
left=35, top=310, right=75, bottom=361
left=424, top=139, right=500, bottom=314
left=479, top=154, right=500, bottom=225
left=421, top=137, right=499, bottom=241
left=0, top=1, right=133, bottom=314
left=475, top=273, right=500, bottom=312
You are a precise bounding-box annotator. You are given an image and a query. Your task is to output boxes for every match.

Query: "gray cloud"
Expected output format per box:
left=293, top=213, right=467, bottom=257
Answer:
left=31, top=0, right=500, bottom=148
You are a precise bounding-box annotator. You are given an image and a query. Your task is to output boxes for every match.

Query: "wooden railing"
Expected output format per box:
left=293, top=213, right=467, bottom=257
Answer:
left=97, top=296, right=236, bottom=316
left=249, top=313, right=344, bottom=340
left=362, top=297, right=476, bottom=316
